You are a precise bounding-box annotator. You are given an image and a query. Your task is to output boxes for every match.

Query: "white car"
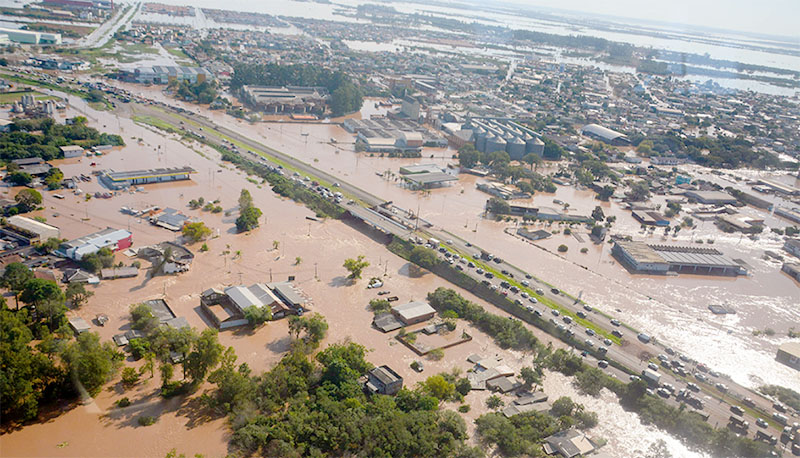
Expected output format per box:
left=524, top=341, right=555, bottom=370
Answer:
left=367, top=280, right=383, bottom=289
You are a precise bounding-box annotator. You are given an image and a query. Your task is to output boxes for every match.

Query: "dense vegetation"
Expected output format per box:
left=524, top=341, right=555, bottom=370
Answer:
left=168, top=79, right=218, bottom=104
left=235, top=189, right=262, bottom=232
left=230, top=63, right=364, bottom=116
left=0, top=117, right=124, bottom=163
left=630, top=132, right=780, bottom=169
left=1, top=292, right=122, bottom=422
left=204, top=339, right=480, bottom=457
left=759, top=385, right=800, bottom=412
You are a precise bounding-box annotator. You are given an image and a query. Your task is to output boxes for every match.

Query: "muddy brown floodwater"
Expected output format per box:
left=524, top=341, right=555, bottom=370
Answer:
left=0, top=88, right=775, bottom=458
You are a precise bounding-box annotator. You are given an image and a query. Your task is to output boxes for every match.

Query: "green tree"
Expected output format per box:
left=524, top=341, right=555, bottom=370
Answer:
left=184, top=328, right=223, bottom=384
left=627, top=180, right=651, bottom=201
left=1, top=262, right=34, bottom=309
left=458, top=144, right=482, bottom=168
left=65, top=282, right=93, bottom=308
left=591, top=206, right=605, bottom=221
left=61, top=332, right=121, bottom=394
left=596, top=185, right=615, bottom=201
left=287, top=313, right=328, bottom=349
left=235, top=206, right=262, bottom=232
left=520, top=366, right=542, bottom=390
left=420, top=374, right=455, bottom=401
left=182, top=221, right=212, bottom=243
left=14, top=188, right=42, bottom=212
left=238, top=189, right=253, bottom=210
left=20, top=278, right=63, bottom=308
left=44, top=168, right=64, bottom=190
left=486, top=395, right=504, bottom=409
left=160, top=362, right=174, bottom=387
left=36, top=237, right=62, bottom=255
left=121, top=367, right=140, bottom=387
left=7, top=171, right=32, bottom=186
left=409, top=246, right=439, bottom=270
left=243, top=305, right=272, bottom=326
left=0, top=306, right=62, bottom=420
left=343, top=255, right=369, bottom=279
left=486, top=197, right=510, bottom=215
left=551, top=396, right=576, bottom=417
left=522, top=153, right=542, bottom=172
left=130, top=303, right=159, bottom=332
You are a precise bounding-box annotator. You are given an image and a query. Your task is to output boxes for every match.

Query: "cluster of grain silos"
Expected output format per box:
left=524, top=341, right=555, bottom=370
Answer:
left=464, top=118, right=545, bottom=160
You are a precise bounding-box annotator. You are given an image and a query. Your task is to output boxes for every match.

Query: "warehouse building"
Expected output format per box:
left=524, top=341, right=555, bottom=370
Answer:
left=612, top=241, right=746, bottom=276
left=2, top=215, right=60, bottom=243
left=0, top=27, right=61, bottom=45
left=684, top=190, right=737, bottom=205
left=776, top=341, right=800, bottom=371
left=56, top=227, right=132, bottom=260
left=239, top=85, right=329, bottom=114
left=99, top=167, right=195, bottom=189
left=391, top=301, right=436, bottom=325
left=461, top=117, right=544, bottom=160
left=344, top=118, right=446, bottom=148
left=580, top=123, right=630, bottom=146
left=60, top=145, right=84, bottom=158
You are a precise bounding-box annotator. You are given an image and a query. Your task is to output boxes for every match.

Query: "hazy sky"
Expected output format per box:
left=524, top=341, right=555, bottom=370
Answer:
left=502, top=0, right=800, bottom=39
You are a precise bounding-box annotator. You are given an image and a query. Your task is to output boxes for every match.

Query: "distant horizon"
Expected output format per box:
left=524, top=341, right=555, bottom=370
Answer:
left=492, top=0, right=800, bottom=40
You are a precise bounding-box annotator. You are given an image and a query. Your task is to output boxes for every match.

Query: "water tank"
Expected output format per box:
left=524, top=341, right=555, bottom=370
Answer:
left=526, top=135, right=545, bottom=155
left=486, top=135, right=507, bottom=154
left=474, top=126, right=487, bottom=152
left=507, top=136, right=526, bottom=160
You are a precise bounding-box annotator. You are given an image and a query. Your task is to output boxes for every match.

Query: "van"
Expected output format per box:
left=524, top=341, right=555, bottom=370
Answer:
left=638, top=333, right=651, bottom=344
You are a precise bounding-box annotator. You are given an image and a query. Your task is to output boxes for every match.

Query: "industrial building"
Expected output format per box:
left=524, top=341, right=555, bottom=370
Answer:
left=364, top=365, right=403, bottom=395
left=201, top=282, right=307, bottom=329
left=0, top=27, right=61, bottom=45
left=345, top=118, right=446, bottom=151
left=684, top=190, right=737, bottom=205
left=391, top=301, right=436, bottom=325
left=56, top=227, right=133, bottom=261
left=399, top=164, right=457, bottom=189
left=784, top=239, right=800, bottom=258
left=239, top=85, right=329, bottom=114
left=775, top=207, right=800, bottom=224
left=2, top=215, right=60, bottom=243
left=612, top=241, right=746, bottom=276
left=580, top=123, right=630, bottom=146
left=60, top=145, right=84, bottom=158
left=461, top=117, right=544, bottom=160
left=632, top=209, right=669, bottom=226
left=12, top=157, right=51, bottom=176
left=781, top=263, right=800, bottom=284
left=776, top=341, right=800, bottom=371
left=120, top=66, right=212, bottom=85
left=99, top=166, right=195, bottom=189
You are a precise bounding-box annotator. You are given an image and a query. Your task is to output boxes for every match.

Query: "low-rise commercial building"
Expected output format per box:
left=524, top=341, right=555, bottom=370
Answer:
left=99, top=167, right=195, bottom=189
left=56, top=227, right=133, bottom=261
left=684, top=190, right=737, bottom=205
left=3, top=215, right=60, bottom=243
left=391, top=301, right=436, bottom=325
left=239, top=85, right=329, bottom=114
left=612, top=241, right=747, bottom=276
left=60, top=145, right=84, bottom=158
left=580, top=123, right=629, bottom=145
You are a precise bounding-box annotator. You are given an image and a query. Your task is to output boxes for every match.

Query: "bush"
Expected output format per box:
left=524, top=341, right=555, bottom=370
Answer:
left=368, top=298, right=391, bottom=315
left=557, top=244, right=568, bottom=252
left=458, top=404, right=471, bottom=413
left=428, top=348, right=444, bottom=361
left=116, top=397, right=131, bottom=408
left=121, top=367, right=140, bottom=386
left=138, top=415, right=157, bottom=426
left=486, top=395, right=504, bottom=409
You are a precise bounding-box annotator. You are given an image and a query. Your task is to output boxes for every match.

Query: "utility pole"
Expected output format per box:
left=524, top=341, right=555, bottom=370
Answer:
left=269, top=268, right=273, bottom=282
left=314, top=262, right=318, bottom=280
